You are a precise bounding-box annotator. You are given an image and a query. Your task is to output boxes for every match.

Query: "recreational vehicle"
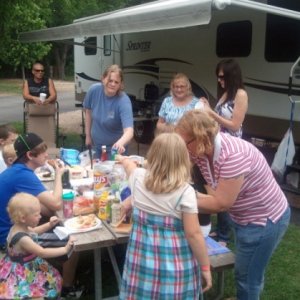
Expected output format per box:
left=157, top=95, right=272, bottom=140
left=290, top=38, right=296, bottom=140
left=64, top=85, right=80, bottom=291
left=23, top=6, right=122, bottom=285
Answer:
left=20, top=0, right=300, bottom=145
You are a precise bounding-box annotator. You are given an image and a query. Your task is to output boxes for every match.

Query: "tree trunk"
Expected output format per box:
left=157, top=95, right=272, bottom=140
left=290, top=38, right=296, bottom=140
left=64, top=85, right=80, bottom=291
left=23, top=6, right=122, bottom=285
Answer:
left=53, top=43, right=71, bottom=80
left=21, top=65, right=25, bottom=81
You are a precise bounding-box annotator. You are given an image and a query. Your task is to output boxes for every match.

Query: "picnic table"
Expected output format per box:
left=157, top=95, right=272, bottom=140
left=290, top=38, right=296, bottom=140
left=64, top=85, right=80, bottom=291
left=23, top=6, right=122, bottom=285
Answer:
left=45, top=180, right=235, bottom=300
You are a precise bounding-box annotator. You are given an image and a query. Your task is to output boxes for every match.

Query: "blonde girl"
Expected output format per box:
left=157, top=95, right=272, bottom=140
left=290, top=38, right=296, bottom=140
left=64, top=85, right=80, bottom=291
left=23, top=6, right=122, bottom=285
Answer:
left=0, top=193, right=74, bottom=299
left=117, top=133, right=212, bottom=299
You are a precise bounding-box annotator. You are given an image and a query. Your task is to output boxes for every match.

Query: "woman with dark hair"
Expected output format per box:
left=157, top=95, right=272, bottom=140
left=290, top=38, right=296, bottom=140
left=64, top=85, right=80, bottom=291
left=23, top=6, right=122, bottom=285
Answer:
left=201, top=59, right=248, bottom=244
left=203, top=58, right=248, bottom=137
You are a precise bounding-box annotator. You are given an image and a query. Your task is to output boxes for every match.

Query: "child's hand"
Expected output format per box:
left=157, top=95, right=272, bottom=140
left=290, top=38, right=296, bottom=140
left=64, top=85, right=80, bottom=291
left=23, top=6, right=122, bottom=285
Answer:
left=115, top=154, right=129, bottom=163
left=49, top=216, right=59, bottom=227
left=201, top=270, right=212, bottom=292
left=65, top=236, right=75, bottom=253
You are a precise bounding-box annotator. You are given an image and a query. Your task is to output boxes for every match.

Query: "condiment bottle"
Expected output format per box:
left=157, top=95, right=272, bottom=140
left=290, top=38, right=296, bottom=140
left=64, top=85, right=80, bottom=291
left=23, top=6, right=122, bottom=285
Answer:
left=111, top=192, right=122, bottom=225
left=62, top=169, right=72, bottom=189
left=62, top=191, right=74, bottom=218
left=101, top=145, right=108, bottom=161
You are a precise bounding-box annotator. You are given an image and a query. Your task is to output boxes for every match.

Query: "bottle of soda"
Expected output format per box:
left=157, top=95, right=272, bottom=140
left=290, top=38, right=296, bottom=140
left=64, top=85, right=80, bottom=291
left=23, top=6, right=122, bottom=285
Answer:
left=101, top=145, right=108, bottom=161
left=110, top=147, right=118, bottom=161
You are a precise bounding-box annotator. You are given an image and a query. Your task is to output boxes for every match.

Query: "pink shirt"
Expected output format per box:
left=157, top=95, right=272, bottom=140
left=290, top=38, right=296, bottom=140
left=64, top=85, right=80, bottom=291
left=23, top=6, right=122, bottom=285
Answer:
left=192, top=133, right=288, bottom=226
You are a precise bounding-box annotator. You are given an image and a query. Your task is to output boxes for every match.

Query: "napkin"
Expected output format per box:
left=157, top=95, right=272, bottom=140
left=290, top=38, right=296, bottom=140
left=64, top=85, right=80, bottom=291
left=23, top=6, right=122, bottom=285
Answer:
left=53, top=226, right=70, bottom=240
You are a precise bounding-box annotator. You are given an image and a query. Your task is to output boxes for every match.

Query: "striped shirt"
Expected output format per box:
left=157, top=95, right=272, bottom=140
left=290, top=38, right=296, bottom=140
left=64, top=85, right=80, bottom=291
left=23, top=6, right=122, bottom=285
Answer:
left=192, top=133, right=288, bottom=226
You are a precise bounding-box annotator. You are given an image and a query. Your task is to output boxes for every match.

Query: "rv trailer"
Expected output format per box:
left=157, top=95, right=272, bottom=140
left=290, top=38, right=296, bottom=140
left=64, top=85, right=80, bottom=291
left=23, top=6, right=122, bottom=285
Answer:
left=20, top=0, right=300, bottom=144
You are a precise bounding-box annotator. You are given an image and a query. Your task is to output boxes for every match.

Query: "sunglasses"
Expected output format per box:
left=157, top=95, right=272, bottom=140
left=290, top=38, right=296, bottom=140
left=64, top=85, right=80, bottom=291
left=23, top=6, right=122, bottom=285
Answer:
left=217, top=75, right=225, bottom=80
left=34, top=69, right=45, bottom=73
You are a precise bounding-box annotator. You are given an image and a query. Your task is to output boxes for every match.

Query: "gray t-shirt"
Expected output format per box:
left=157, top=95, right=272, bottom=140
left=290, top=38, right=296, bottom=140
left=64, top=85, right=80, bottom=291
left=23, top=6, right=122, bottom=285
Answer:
left=83, top=83, right=133, bottom=147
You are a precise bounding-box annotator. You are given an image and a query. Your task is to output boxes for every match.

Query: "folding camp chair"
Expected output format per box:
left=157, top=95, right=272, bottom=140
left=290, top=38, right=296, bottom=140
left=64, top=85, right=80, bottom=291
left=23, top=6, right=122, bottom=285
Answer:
left=23, top=102, right=61, bottom=156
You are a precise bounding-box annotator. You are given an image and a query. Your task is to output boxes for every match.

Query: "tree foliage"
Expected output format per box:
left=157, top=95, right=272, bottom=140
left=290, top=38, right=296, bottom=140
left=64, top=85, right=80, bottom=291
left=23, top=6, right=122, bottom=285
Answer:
left=0, top=0, right=52, bottom=73
left=0, top=0, right=154, bottom=78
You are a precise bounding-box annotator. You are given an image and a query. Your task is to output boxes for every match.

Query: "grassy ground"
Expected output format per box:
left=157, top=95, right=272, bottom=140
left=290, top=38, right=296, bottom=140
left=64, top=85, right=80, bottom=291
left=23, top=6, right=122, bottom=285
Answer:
left=0, top=78, right=23, bottom=94
left=75, top=222, right=300, bottom=300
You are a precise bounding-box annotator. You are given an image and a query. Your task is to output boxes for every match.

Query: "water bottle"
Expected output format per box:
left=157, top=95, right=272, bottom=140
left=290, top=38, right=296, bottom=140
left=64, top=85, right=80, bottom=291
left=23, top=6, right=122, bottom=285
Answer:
left=62, top=191, right=74, bottom=218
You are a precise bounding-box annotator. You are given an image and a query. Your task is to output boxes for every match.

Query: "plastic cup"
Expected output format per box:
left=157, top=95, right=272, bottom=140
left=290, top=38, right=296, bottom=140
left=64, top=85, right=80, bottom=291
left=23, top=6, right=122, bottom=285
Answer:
left=39, top=93, right=47, bottom=102
left=62, top=191, right=74, bottom=218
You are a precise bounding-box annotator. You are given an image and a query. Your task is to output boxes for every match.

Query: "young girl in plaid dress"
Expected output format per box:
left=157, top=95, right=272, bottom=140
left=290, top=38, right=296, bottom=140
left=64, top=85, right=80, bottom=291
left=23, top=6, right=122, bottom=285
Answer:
left=117, top=133, right=212, bottom=299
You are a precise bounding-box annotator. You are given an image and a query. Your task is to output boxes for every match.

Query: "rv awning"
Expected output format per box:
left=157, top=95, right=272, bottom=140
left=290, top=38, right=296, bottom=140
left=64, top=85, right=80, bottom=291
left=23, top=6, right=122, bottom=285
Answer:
left=19, top=0, right=212, bottom=42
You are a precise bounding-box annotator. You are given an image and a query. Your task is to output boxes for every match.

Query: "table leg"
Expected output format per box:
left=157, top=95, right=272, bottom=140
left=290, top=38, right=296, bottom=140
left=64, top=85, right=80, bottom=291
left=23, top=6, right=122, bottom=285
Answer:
left=94, top=248, right=102, bottom=300
left=107, top=246, right=122, bottom=288
left=214, top=271, right=225, bottom=300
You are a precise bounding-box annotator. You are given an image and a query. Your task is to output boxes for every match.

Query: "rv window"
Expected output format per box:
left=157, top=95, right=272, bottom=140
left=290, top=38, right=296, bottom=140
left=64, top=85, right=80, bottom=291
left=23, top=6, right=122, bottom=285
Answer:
left=104, top=35, right=111, bottom=56
left=84, top=37, right=97, bottom=56
left=265, top=0, right=300, bottom=62
left=216, top=21, right=252, bottom=57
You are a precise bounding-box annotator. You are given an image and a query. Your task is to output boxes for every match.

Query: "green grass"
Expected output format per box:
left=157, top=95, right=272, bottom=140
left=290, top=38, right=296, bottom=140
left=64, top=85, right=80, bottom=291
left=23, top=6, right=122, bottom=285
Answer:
left=0, top=79, right=23, bottom=94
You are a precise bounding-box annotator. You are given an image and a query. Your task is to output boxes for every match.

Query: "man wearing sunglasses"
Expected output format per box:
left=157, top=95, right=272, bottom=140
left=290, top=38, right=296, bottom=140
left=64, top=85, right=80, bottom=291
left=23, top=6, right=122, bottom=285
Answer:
left=23, top=61, right=57, bottom=105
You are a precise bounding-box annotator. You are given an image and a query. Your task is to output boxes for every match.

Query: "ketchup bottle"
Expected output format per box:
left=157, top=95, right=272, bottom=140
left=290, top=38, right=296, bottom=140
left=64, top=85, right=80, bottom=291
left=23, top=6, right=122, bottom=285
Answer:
left=101, top=145, right=108, bottom=161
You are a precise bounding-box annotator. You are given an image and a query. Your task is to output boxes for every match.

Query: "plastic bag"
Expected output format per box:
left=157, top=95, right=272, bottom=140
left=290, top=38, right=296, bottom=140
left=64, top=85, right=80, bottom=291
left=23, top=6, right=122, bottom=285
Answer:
left=79, top=149, right=96, bottom=167
left=60, top=148, right=80, bottom=166
left=271, top=129, right=295, bottom=179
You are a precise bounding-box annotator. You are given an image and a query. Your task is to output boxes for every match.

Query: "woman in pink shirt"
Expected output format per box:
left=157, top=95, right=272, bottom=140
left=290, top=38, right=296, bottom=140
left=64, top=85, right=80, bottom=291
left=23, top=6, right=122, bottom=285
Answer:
left=176, top=110, right=290, bottom=300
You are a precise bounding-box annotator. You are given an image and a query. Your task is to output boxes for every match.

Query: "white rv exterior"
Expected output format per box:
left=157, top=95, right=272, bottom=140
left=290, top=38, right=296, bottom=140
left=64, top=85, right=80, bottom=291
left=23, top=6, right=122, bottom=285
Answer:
left=73, top=0, right=300, bottom=143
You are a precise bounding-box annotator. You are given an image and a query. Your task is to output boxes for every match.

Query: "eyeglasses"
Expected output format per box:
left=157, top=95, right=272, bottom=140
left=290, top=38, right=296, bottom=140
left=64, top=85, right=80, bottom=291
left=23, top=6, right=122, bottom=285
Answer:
left=174, top=85, right=187, bottom=89
left=34, top=69, right=44, bottom=73
left=217, top=74, right=224, bottom=80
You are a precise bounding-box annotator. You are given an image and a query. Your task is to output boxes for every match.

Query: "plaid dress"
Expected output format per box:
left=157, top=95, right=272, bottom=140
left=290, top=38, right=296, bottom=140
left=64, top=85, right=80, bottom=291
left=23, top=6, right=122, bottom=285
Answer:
left=119, top=207, right=201, bottom=300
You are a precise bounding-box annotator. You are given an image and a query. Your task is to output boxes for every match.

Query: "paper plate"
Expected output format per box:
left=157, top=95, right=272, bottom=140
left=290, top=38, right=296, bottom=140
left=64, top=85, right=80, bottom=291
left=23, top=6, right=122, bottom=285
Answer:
left=64, top=215, right=102, bottom=233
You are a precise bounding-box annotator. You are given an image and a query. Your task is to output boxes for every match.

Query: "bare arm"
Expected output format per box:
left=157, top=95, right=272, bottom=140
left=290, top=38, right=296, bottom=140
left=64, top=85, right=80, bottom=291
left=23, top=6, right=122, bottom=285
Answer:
left=113, top=127, right=134, bottom=153
left=183, top=212, right=212, bottom=292
left=206, top=89, right=248, bottom=132
left=196, top=175, right=244, bottom=213
left=37, top=161, right=65, bottom=216
left=22, top=80, right=41, bottom=104
left=19, top=235, right=74, bottom=259
left=44, top=79, right=57, bottom=104
left=84, top=109, right=93, bottom=148
left=32, top=216, right=60, bottom=235
left=116, top=155, right=137, bottom=178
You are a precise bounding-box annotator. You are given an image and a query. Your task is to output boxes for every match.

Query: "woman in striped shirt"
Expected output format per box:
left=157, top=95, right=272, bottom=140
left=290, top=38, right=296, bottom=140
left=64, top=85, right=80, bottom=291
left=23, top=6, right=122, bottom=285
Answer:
left=176, top=110, right=290, bottom=300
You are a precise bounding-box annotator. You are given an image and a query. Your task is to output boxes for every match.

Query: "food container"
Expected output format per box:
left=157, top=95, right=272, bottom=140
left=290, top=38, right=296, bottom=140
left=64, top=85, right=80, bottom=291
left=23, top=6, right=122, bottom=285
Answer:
left=69, top=165, right=84, bottom=179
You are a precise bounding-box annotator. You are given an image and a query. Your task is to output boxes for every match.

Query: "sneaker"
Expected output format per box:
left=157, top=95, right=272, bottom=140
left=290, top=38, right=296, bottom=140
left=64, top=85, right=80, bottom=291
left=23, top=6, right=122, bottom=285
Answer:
left=61, top=285, right=84, bottom=299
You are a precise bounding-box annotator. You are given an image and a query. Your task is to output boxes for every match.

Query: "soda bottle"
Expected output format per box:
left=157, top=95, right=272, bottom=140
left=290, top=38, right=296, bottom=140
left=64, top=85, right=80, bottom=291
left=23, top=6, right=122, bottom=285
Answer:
left=110, top=147, right=118, bottom=161
left=111, top=192, right=122, bottom=225
left=101, top=145, right=108, bottom=161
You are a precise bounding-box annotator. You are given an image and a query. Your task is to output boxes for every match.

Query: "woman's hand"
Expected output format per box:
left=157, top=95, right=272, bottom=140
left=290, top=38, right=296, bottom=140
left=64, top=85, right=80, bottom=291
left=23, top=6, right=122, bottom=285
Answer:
left=112, top=142, right=125, bottom=154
